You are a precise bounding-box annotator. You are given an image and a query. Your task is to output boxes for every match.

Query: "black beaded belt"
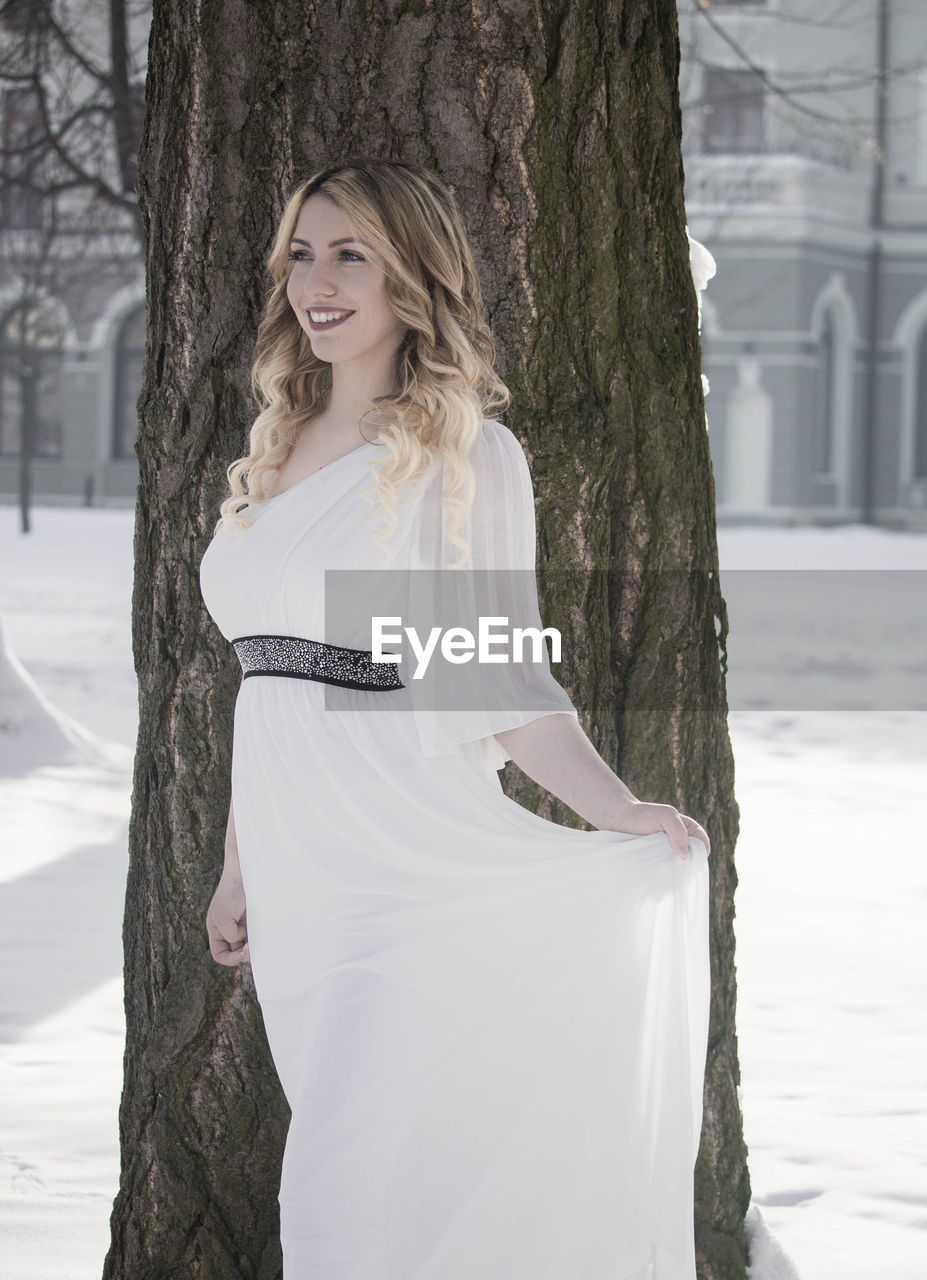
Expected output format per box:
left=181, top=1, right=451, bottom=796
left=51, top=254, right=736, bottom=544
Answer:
left=232, top=634, right=405, bottom=691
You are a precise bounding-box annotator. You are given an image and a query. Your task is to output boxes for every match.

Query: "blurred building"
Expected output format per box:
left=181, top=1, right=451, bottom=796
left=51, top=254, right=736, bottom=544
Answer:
left=3, top=2, right=926, bottom=529
left=0, top=0, right=145, bottom=510
left=0, top=276, right=144, bottom=507
left=680, top=0, right=927, bottom=528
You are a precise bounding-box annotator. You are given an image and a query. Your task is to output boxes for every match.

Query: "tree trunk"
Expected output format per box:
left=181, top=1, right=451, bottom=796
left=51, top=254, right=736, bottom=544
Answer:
left=105, top=2, right=749, bottom=1277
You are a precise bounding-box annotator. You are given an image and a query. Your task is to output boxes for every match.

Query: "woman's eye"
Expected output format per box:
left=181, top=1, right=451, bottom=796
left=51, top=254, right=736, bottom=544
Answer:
left=287, top=249, right=364, bottom=264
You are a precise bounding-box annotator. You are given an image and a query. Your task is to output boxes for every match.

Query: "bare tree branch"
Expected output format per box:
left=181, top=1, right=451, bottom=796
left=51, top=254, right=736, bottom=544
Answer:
left=42, top=9, right=112, bottom=87
left=0, top=101, right=111, bottom=160
left=0, top=0, right=146, bottom=242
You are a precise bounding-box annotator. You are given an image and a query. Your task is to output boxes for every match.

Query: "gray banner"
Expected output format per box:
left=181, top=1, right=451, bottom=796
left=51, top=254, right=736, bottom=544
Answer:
left=319, top=568, right=927, bottom=712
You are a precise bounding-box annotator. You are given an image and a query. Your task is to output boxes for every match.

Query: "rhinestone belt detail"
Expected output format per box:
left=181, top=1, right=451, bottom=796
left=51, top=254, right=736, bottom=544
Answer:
left=232, top=634, right=405, bottom=691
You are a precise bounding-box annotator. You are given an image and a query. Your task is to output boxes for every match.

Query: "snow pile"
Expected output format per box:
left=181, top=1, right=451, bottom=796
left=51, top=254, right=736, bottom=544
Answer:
left=745, top=1205, right=802, bottom=1279
left=688, top=230, right=717, bottom=400
left=0, top=616, right=130, bottom=776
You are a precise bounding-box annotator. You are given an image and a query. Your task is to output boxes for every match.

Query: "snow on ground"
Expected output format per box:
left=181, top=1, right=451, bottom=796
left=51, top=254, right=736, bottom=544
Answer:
left=0, top=502, right=925, bottom=1280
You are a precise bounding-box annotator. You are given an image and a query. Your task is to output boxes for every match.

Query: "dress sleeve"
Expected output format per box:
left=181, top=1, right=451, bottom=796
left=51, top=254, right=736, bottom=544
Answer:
left=408, top=418, right=579, bottom=772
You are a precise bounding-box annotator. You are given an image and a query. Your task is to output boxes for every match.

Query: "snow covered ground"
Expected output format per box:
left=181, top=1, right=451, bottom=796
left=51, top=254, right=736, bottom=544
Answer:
left=0, top=503, right=925, bottom=1280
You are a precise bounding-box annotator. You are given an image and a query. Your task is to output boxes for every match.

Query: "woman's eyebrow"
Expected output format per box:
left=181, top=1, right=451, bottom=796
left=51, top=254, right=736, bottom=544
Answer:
left=289, top=236, right=364, bottom=248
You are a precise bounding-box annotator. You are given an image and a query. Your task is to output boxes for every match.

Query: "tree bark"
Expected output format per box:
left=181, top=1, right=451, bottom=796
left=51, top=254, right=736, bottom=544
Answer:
left=106, top=2, right=750, bottom=1277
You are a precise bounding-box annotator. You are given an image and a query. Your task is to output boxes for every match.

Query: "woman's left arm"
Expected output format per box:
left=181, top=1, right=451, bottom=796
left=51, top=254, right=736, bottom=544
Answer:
left=494, top=713, right=711, bottom=860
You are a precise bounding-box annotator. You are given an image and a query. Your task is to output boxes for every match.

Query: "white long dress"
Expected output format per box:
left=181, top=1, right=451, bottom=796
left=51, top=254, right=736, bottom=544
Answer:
left=198, top=418, right=710, bottom=1280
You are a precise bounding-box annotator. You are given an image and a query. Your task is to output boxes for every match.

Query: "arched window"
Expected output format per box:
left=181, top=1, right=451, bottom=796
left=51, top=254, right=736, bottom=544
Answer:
left=812, top=307, right=837, bottom=476
left=112, top=303, right=145, bottom=460
left=0, top=301, right=64, bottom=459
left=915, top=321, right=927, bottom=480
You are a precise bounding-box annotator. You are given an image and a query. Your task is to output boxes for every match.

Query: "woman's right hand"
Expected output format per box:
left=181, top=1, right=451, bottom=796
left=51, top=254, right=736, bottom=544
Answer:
left=206, top=871, right=250, bottom=966
left=611, top=800, right=711, bottom=861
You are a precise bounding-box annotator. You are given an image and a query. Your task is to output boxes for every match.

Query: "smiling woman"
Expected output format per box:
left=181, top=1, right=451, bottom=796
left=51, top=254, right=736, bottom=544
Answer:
left=285, top=205, right=406, bottom=360
left=199, top=156, right=711, bottom=1280
left=216, top=161, right=510, bottom=544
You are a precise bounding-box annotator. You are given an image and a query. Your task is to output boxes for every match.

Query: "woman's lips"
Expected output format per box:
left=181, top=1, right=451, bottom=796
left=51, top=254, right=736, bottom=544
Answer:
left=307, top=310, right=355, bottom=332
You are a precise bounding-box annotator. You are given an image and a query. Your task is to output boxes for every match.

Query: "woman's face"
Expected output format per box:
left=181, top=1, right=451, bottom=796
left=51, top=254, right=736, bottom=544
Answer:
left=286, top=194, right=408, bottom=375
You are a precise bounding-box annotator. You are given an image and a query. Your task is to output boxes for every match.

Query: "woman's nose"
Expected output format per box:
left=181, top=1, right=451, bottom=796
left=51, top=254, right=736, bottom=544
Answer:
left=301, top=259, right=336, bottom=298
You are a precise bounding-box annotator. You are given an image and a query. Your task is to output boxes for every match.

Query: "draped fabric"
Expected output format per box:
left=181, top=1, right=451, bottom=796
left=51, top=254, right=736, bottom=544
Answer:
left=405, top=419, right=579, bottom=774
left=199, top=419, right=710, bottom=1280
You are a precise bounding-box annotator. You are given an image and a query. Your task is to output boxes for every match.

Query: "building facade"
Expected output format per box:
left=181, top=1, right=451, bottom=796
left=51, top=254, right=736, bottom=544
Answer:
left=680, top=0, right=927, bottom=528
left=0, top=273, right=144, bottom=506
left=3, top=2, right=926, bottom=529
left=0, top=0, right=145, bottom=509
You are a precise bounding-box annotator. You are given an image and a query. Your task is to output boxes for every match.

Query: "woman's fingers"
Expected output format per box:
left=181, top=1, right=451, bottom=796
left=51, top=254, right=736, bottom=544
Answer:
left=206, top=902, right=250, bottom=965
left=663, top=811, right=711, bottom=860
left=208, top=930, right=249, bottom=966
left=679, top=814, right=711, bottom=858
left=615, top=802, right=710, bottom=860
left=665, top=811, right=691, bottom=860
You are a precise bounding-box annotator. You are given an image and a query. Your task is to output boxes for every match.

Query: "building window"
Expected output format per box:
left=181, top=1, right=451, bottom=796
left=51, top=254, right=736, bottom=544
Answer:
left=812, top=308, right=837, bottom=476
left=2, top=85, right=44, bottom=230
left=915, top=322, right=927, bottom=480
left=0, top=302, right=64, bottom=459
left=112, top=304, right=145, bottom=460
left=701, top=68, right=766, bottom=154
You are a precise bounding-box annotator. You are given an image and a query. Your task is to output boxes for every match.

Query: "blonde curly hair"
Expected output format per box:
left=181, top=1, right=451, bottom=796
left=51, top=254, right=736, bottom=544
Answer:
left=216, top=157, right=510, bottom=566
